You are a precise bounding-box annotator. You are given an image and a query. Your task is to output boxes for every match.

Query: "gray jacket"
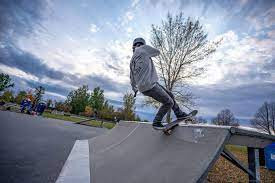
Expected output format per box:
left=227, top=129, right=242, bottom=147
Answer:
left=130, top=45, right=160, bottom=92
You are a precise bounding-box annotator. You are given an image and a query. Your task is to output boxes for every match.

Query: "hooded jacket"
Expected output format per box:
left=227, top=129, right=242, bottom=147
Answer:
left=130, top=45, right=160, bottom=92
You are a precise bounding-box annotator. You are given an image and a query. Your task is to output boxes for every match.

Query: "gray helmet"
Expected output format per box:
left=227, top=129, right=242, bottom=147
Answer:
left=133, top=37, right=146, bottom=46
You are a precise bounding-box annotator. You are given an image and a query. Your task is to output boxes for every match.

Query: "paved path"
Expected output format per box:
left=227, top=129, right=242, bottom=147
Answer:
left=0, top=111, right=107, bottom=183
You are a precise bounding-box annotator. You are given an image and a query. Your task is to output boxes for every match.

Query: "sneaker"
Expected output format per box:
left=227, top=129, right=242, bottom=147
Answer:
left=152, top=122, right=165, bottom=130
left=177, top=110, right=198, bottom=120
left=176, top=112, right=189, bottom=120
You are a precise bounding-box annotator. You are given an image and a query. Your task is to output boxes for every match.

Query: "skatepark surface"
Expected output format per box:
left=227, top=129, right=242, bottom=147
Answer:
left=0, top=111, right=107, bottom=183
left=89, top=121, right=231, bottom=183
left=56, top=121, right=274, bottom=183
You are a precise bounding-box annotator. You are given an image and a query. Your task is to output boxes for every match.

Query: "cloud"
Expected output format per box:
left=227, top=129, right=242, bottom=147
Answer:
left=100, top=39, right=133, bottom=83
left=90, top=24, right=99, bottom=33
left=80, top=2, right=88, bottom=8
left=144, top=0, right=274, bottom=38
left=125, top=11, right=134, bottom=21
left=24, top=79, right=71, bottom=97
left=246, top=6, right=275, bottom=31
left=0, top=44, right=65, bottom=80
left=239, top=0, right=249, bottom=6
left=126, top=27, right=133, bottom=33
left=131, top=0, right=140, bottom=8
left=105, top=63, right=119, bottom=71
left=0, top=44, right=129, bottom=99
left=80, top=74, right=129, bottom=93
left=263, top=58, right=275, bottom=71
left=192, top=82, right=275, bottom=118
left=267, top=29, right=275, bottom=39
left=0, top=0, right=50, bottom=43
left=120, top=11, right=135, bottom=28
left=196, top=30, right=274, bottom=86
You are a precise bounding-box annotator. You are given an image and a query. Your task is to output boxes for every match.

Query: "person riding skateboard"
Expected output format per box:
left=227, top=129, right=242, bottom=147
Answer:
left=130, top=37, right=188, bottom=130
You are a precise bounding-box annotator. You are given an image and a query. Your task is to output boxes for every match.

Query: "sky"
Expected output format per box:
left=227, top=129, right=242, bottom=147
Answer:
left=0, top=0, right=274, bottom=123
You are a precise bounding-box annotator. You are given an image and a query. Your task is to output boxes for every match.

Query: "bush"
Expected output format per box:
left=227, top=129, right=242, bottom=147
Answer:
left=84, top=106, right=94, bottom=117
left=100, top=112, right=114, bottom=121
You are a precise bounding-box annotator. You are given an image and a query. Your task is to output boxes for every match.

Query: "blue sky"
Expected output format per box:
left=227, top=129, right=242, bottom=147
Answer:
left=0, top=0, right=274, bottom=123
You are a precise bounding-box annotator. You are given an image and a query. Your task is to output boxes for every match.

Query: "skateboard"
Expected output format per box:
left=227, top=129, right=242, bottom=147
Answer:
left=163, top=110, right=198, bottom=135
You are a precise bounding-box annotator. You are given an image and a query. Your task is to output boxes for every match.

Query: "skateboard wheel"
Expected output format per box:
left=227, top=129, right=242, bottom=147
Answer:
left=166, top=130, right=172, bottom=135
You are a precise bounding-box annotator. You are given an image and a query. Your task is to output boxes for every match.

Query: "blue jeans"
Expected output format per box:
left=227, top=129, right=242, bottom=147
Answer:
left=142, top=83, right=185, bottom=123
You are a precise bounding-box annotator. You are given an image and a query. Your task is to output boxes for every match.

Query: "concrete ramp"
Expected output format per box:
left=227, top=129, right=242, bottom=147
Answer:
left=89, top=121, right=230, bottom=183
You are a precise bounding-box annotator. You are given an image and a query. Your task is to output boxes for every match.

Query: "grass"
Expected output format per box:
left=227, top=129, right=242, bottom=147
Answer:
left=1, top=107, right=117, bottom=129
left=42, top=112, right=84, bottom=122
left=42, top=111, right=116, bottom=129
left=226, top=144, right=247, bottom=153
left=207, top=145, right=275, bottom=182
left=82, top=120, right=116, bottom=129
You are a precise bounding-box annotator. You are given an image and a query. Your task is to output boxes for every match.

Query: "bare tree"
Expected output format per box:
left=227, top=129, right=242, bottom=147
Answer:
left=32, top=86, right=45, bottom=108
left=145, top=12, right=221, bottom=122
left=212, top=109, right=239, bottom=126
left=250, top=102, right=275, bottom=135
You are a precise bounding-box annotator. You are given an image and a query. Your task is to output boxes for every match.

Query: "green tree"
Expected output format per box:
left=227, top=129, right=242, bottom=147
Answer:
left=122, top=92, right=136, bottom=121
left=89, top=87, right=105, bottom=113
left=145, top=12, right=221, bottom=122
left=104, top=101, right=114, bottom=113
left=0, top=90, right=14, bottom=102
left=15, top=91, right=27, bottom=104
left=0, top=73, right=14, bottom=92
left=100, top=100, right=115, bottom=120
left=55, top=101, right=71, bottom=112
left=66, top=85, right=90, bottom=114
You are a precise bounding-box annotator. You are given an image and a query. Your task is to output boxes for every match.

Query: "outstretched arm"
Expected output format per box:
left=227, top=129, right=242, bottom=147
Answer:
left=142, top=45, right=160, bottom=57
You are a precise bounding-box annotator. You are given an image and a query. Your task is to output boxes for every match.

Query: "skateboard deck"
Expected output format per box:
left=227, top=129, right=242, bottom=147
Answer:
left=163, top=110, right=198, bottom=135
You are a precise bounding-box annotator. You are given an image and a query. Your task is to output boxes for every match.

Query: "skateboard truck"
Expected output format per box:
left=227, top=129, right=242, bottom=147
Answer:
left=162, top=110, right=198, bottom=135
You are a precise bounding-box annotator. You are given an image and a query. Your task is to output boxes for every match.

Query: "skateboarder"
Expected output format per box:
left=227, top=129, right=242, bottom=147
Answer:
left=130, top=37, right=188, bottom=130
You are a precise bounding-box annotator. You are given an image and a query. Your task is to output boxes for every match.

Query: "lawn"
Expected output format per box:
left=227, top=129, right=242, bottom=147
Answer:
left=207, top=145, right=275, bottom=182
left=42, top=111, right=116, bottom=129
left=42, top=112, right=84, bottom=122
left=82, top=120, right=116, bottom=129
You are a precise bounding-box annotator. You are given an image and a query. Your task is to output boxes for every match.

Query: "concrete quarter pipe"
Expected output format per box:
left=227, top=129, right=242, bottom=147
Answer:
left=56, top=121, right=274, bottom=183
left=89, top=121, right=231, bottom=183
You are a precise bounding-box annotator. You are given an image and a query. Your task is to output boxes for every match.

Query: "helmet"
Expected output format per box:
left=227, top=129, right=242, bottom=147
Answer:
left=133, top=37, right=146, bottom=46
